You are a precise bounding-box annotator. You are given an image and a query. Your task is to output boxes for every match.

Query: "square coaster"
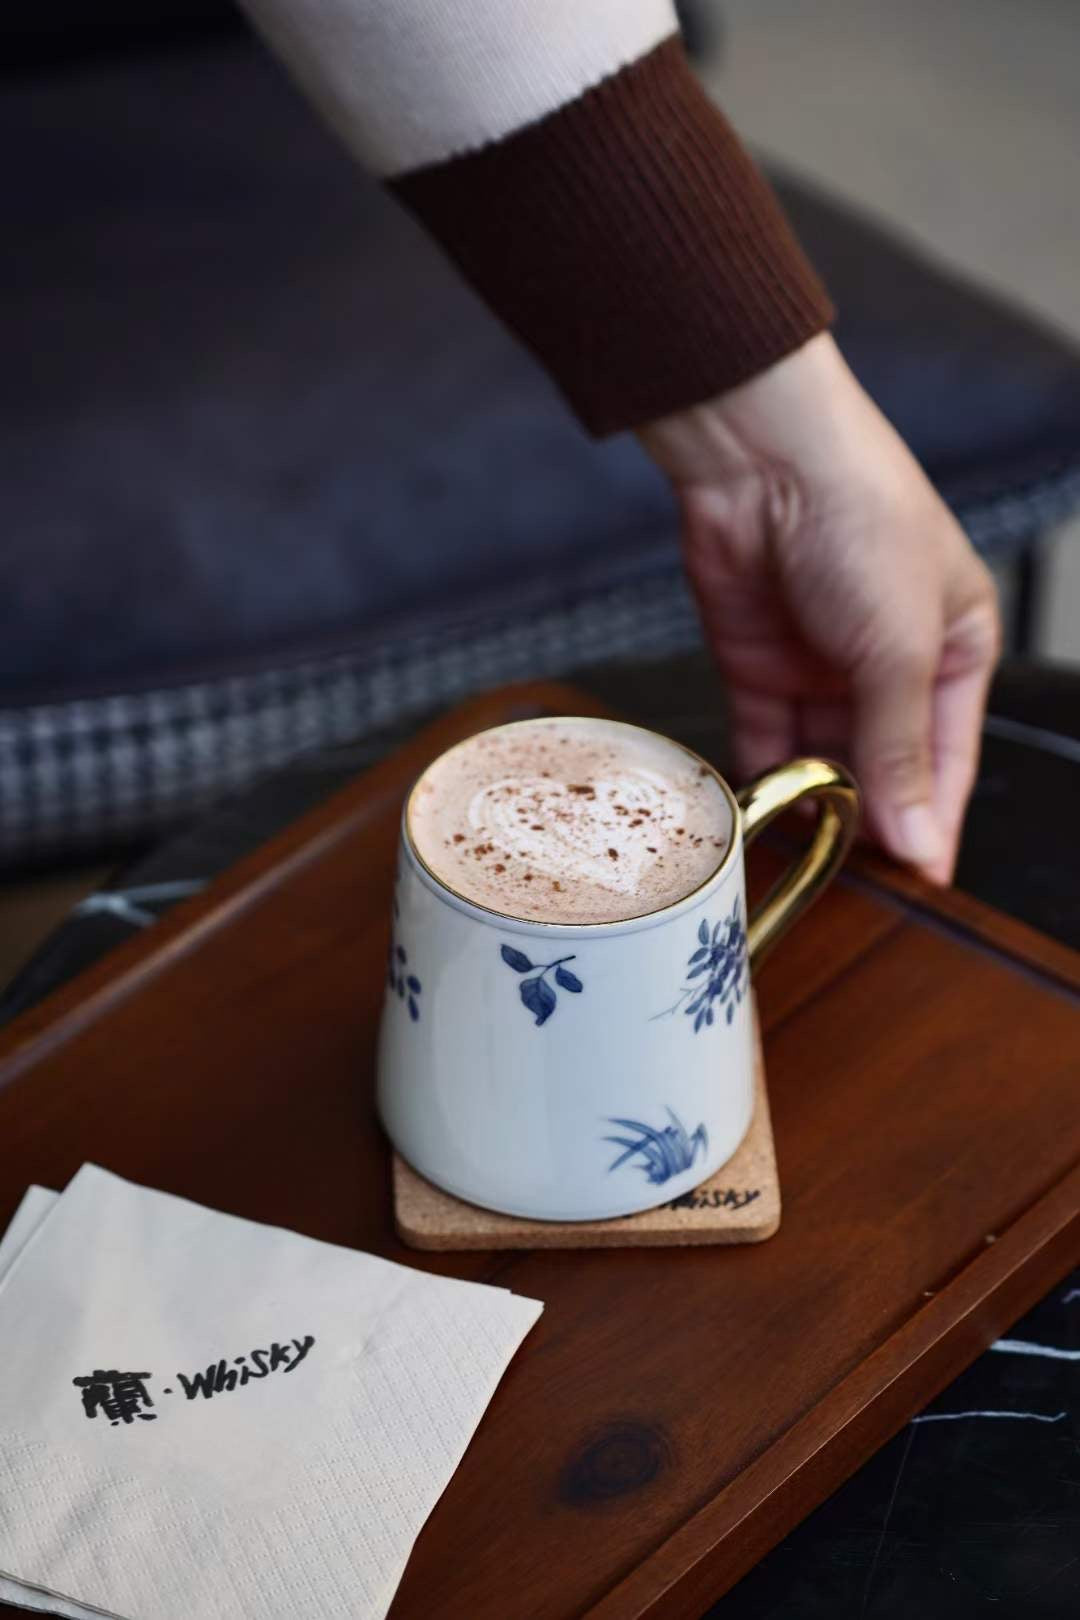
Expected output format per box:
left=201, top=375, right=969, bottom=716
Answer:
left=393, top=1010, right=779, bottom=1249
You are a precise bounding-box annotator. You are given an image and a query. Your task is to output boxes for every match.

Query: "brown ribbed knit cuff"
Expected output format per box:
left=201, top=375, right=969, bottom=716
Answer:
left=390, top=36, right=833, bottom=436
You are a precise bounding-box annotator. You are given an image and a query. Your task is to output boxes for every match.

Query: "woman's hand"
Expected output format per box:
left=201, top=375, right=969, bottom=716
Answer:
left=638, top=333, right=1000, bottom=883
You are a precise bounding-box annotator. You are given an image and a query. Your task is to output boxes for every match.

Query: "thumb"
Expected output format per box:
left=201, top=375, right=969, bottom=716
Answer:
left=853, top=649, right=950, bottom=882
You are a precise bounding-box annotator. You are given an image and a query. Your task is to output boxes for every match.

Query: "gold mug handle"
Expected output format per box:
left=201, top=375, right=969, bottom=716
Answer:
left=736, top=759, right=860, bottom=971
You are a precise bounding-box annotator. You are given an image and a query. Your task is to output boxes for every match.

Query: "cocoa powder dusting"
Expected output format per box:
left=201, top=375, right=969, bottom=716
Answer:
left=411, top=717, right=730, bottom=924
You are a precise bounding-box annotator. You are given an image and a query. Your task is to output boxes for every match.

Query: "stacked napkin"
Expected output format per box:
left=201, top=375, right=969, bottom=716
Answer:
left=0, top=1166, right=541, bottom=1619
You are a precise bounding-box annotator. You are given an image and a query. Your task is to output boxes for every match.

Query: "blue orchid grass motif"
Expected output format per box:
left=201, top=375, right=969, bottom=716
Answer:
left=654, top=898, right=748, bottom=1031
left=605, top=1108, right=708, bottom=1185
left=387, top=867, right=421, bottom=1021
left=499, top=944, right=583, bottom=1026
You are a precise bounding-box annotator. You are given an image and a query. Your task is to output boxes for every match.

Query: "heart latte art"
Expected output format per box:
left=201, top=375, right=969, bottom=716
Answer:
left=408, top=718, right=733, bottom=925
left=467, top=770, right=682, bottom=896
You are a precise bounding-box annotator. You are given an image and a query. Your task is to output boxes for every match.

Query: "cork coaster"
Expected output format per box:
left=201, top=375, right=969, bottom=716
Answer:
left=393, top=1008, right=778, bottom=1249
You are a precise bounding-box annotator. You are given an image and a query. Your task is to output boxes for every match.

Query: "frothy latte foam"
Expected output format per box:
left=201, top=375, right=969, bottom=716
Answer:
left=407, top=718, right=733, bottom=924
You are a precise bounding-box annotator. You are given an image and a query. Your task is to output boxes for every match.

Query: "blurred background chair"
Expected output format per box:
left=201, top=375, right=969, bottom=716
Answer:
left=3, top=3, right=1080, bottom=867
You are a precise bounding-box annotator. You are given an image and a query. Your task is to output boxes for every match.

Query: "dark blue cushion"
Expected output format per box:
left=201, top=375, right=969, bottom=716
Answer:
left=7, top=40, right=1080, bottom=700
left=4, top=43, right=675, bottom=700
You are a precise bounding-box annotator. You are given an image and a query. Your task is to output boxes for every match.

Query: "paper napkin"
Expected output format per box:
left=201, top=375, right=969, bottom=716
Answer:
left=0, top=1166, right=541, bottom=1620
left=0, top=1183, right=56, bottom=1280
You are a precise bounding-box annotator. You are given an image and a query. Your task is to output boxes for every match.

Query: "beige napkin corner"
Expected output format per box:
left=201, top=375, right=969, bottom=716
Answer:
left=0, top=1167, right=541, bottom=1620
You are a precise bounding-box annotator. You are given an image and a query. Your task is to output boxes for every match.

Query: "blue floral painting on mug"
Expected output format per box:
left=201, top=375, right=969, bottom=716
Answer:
left=387, top=869, right=422, bottom=1021
left=499, top=945, right=583, bottom=1026
left=605, top=1108, right=708, bottom=1185
left=654, top=898, right=748, bottom=1031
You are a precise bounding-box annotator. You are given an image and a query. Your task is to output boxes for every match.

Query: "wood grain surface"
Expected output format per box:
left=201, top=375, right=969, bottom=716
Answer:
left=1, top=682, right=1078, bottom=1620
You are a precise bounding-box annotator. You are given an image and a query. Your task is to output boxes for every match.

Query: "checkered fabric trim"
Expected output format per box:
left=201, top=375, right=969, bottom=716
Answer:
left=0, top=573, right=702, bottom=863
left=960, top=461, right=1080, bottom=553
left=4, top=460, right=1079, bottom=865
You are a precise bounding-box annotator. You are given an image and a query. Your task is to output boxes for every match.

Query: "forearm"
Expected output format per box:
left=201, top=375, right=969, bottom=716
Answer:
left=238, top=0, right=832, bottom=433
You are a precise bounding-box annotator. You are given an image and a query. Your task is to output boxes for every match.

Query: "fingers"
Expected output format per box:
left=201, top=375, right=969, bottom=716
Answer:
left=930, top=667, right=987, bottom=877
left=730, top=689, right=797, bottom=783
left=805, top=580, right=996, bottom=883
left=852, top=645, right=950, bottom=883
left=931, top=597, right=1000, bottom=869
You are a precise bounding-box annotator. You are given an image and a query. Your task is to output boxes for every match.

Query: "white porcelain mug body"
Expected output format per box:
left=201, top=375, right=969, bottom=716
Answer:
left=378, top=826, right=757, bottom=1223
left=377, top=729, right=857, bottom=1222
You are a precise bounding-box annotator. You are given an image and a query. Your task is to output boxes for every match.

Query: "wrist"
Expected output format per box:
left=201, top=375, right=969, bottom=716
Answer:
left=637, top=332, right=861, bottom=487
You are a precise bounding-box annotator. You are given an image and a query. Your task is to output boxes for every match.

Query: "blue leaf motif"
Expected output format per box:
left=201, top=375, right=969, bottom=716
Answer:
left=500, top=946, right=584, bottom=1025
left=520, top=975, right=558, bottom=1026
left=698, top=919, right=710, bottom=946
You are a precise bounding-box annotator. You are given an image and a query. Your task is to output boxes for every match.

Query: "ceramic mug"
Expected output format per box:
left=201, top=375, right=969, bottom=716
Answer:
left=377, top=719, right=858, bottom=1222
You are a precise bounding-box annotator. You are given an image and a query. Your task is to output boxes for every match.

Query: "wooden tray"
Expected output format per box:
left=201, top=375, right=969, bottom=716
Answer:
left=393, top=1008, right=780, bottom=1248
left=1, top=682, right=1078, bottom=1620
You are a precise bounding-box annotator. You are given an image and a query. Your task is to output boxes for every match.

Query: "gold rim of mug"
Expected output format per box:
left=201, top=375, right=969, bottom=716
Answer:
left=402, top=715, right=742, bottom=930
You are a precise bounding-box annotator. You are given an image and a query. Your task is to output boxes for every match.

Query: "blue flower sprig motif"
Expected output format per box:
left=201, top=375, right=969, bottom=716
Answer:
left=499, top=944, right=583, bottom=1026
left=605, top=1108, right=708, bottom=1185
left=387, top=867, right=422, bottom=1021
left=654, top=898, right=748, bottom=1031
